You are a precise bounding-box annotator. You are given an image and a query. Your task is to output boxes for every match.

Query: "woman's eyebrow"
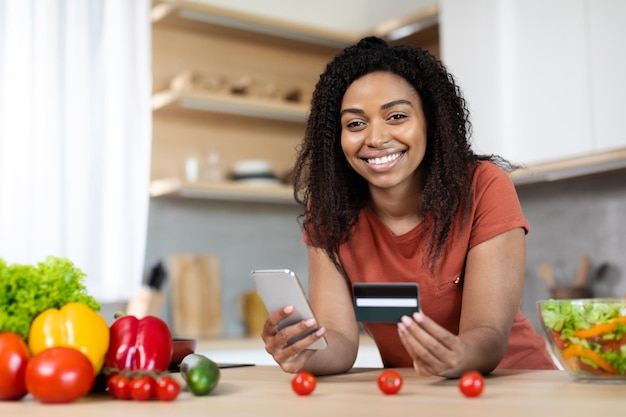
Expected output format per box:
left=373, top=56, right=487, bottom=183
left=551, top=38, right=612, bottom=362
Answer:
left=340, top=107, right=365, bottom=117
left=340, top=99, right=413, bottom=117
left=381, top=99, right=413, bottom=110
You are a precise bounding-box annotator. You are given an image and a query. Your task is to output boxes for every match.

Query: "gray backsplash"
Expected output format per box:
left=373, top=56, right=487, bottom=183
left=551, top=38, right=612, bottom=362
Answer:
left=144, top=196, right=308, bottom=338
left=517, top=168, right=626, bottom=331
left=144, top=168, right=626, bottom=337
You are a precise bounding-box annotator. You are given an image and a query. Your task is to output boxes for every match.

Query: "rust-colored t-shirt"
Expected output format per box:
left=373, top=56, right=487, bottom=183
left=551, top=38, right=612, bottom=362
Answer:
left=307, top=161, right=556, bottom=370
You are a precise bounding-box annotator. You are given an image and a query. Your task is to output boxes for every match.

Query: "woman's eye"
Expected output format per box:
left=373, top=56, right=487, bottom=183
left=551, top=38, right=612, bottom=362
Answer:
left=346, top=120, right=365, bottom=129
left=388, top=113, right=407, bottom=121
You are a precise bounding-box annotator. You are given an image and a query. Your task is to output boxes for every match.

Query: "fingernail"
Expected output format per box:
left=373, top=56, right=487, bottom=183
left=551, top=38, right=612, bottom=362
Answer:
left=284, top=305, right=294, bottom=314
left=315, top=327, right=325, bottom=336
left=397, top=322, right=406, bottom=332
left=304, top=318, right=316, bottom=327
left=413, top=312, right=424, bottom=323
left=401, top=315, right=412, bottom=326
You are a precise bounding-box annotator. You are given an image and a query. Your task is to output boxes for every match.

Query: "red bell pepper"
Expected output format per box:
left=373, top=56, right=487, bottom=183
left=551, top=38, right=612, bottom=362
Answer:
left=105, top=315, right=173, bottom=372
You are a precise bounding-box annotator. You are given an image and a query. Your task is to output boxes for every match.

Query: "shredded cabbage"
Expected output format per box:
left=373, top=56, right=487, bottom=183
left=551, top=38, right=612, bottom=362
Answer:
left=541, top=299, right=623, bottom=333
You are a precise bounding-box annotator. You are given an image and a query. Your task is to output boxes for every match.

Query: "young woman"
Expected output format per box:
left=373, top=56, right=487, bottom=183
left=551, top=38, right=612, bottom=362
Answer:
left=261, top=36, right=556, bottom=378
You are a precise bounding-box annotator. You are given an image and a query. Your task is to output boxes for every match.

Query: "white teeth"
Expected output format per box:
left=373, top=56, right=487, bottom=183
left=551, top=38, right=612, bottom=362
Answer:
left=367, top=152, right=401, bottom=165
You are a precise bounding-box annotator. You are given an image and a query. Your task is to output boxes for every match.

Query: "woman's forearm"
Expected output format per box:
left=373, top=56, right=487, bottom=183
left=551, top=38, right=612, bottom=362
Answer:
left=300, top=328, right=359, bottom=376
left=444, top=325, right=509, bottom=378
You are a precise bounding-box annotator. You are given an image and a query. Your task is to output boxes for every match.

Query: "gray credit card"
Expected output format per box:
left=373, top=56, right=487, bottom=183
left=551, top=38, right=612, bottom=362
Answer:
left=353, top=283, right=420, bottom=323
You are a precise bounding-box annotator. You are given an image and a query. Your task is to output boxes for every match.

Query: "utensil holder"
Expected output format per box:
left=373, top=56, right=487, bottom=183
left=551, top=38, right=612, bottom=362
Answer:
left=550, top=286, right=592, bottom=299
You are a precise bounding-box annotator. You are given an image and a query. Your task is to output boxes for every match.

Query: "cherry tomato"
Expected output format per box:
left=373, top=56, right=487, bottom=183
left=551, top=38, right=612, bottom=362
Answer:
left=130, top=375, right=155, bottom=401
left=155, top=375, right=181, bottom=401
left=377, top=370, right=403, bottom=395
left=458, top=370, right=485, bottom=398
left=0, top=332, right=30, bottom=401
left=291, top=371, right=316, bottom=396
left=25, top=346, right=94, bottom=404
left=107, top=374, right=132, bottom=400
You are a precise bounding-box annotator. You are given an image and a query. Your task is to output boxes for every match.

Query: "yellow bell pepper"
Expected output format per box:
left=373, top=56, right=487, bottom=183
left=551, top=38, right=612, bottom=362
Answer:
left=28, top=302, right=110, bottom=374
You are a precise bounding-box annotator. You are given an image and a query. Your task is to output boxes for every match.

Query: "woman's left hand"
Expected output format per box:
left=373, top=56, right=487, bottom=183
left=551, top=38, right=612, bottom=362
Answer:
left=397, top=311, right=467, bottom=378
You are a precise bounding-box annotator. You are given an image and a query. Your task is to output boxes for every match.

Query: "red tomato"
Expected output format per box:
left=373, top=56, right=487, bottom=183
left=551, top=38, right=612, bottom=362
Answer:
left=377, top=370, right=403, bottom=395
left=291, top=371, right=316, bottom=396
left=551, top=330, right=567, bottom=350
left=155, top=375, right=181, bottom=401
left=0, top=332, right=30, bottom=401
left=107, top=374, right=132, bottom=400
left=599, top=338, right=626, bottom=354
left=458, top=370, right=485, bottom=398
left=25, top=346, right=94, bottom=404
left=130, top=375, right=155, bottom=401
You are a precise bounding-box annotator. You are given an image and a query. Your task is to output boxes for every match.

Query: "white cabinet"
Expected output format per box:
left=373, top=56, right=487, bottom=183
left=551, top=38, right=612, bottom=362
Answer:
left=588, top=0, right=626, bottom=153
left=440, top=0, right=625, bottom=168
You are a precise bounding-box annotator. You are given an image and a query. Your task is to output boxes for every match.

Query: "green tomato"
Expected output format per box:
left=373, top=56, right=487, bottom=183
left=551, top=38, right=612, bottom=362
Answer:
left=180, top=353, right=220, bottom=396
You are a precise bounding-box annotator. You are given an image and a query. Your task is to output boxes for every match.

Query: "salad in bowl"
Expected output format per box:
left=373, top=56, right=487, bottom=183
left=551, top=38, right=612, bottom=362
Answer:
left=537, top=298, right=626, bottom=382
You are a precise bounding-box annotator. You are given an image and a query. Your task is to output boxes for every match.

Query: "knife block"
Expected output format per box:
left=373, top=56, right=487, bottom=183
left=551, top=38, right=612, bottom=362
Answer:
left=126, top=286, right=166, bottom=319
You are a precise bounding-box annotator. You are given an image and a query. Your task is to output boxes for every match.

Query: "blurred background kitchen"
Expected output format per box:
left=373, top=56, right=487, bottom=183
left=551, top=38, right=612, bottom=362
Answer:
left=1, top=0, right=625, bottom=348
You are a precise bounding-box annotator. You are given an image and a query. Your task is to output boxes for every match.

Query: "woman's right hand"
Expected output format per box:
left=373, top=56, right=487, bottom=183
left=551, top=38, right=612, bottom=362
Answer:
left=261, top=305, right=326, bottom=373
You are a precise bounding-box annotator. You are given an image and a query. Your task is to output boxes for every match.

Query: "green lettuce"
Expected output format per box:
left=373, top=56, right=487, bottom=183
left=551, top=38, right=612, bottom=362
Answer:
left=541, top=299, right=624, bottom=332
left=0, top=256, right=100, bottom=339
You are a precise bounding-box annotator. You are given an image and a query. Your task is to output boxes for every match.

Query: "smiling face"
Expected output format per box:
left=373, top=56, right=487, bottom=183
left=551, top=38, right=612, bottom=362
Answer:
left=340, top=71, right=427, bottom=196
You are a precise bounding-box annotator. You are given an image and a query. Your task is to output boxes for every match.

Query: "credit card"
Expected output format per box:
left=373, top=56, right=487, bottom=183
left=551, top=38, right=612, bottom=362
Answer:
left=353, top=283, right=420, bottom=323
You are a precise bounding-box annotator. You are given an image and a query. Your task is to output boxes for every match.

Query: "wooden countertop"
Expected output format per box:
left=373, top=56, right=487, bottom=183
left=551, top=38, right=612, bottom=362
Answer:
left=196, top=334, right=377, bottom=351
left=4, top=366, right=624, bottom=416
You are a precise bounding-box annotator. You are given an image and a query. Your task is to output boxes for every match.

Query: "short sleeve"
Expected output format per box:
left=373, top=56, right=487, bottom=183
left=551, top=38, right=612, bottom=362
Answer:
left=468, top=162, right=530, bottom=249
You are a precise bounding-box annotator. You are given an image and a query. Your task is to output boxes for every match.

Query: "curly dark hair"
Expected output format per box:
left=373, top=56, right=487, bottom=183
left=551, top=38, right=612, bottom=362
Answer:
left=293, top=36, right=510, bottom=276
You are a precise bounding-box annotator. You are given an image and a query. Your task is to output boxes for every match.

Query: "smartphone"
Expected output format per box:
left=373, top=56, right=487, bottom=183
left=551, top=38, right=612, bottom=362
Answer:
left=353, top=283, right=420, bottom=323
left=251, top=269, right=327, bottom=350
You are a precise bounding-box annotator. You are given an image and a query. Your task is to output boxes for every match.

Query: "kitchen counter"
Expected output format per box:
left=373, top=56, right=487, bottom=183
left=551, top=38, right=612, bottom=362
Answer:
left=5, top=366, right=624, bottom=416
left=196, top=334, right=383, bottom=367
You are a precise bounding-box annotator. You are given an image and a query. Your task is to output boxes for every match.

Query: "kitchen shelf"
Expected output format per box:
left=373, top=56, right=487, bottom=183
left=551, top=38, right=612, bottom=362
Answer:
left=152, top=1, right=441, bottom=51
left=151, top=0, right=356, bottom=48
left=369, top=4, right=439, bottom=43
left=152, top=87, right=309, bottom=123
left=150, top=177, right=296, bottom=205
left=150, top=148, right=626, bottom=205
left=510, top=147, right=626, bottom=185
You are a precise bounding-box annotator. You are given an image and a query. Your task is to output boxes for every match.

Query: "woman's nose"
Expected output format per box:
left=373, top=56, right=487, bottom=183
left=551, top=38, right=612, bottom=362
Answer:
left=367, top=122, right=390, bottom=148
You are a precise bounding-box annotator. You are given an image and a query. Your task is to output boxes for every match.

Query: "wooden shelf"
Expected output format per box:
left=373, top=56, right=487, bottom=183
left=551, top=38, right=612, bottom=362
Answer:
left=149, top=148, right=626, bottom=205
left=150, top=178, right=296, bottom=204
left=510, top=147, right=626, bottom=185
left=152, top=86, right=309, bottom=123
left=369, top=5, right=439, bottom=42
left=151, top=0, right=356, bottom=48
left=152, top=1, right=441, bottom=50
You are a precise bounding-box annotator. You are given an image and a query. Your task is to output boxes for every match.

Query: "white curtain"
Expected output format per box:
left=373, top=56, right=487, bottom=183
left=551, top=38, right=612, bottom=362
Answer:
left=0, top=0, right=152, bottom=302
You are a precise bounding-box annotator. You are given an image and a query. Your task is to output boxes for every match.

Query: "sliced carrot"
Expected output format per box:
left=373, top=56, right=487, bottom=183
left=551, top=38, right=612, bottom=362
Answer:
left=573, top=316, right=626, bottom=339
left=563, top=343, right=616, bottom=374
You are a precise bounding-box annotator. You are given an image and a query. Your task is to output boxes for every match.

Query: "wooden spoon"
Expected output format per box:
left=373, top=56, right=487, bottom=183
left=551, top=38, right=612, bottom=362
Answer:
left=574, top=255, right=590, bottom=287
left=537, top=262, right=556, bottom=289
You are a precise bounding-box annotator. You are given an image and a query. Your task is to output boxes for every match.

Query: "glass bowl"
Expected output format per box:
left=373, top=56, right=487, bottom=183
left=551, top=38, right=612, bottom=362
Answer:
left=537, top=298, right=626, bottom=383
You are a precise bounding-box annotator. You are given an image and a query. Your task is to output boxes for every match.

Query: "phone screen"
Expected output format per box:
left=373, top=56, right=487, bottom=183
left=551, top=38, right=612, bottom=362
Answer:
left=251, top=269, right=327, bottom=350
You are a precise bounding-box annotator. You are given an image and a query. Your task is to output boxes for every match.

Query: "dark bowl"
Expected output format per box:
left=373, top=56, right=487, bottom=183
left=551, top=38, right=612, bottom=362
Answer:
left=170, top=338, right=198, bottom=370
